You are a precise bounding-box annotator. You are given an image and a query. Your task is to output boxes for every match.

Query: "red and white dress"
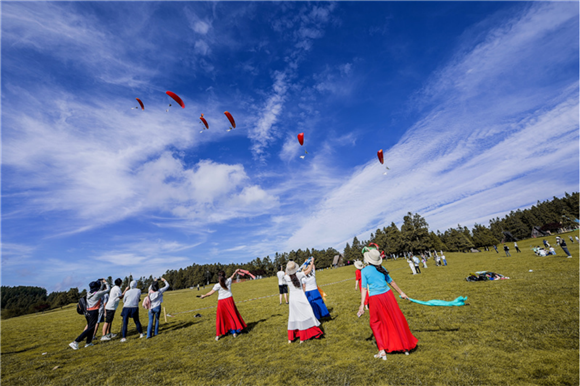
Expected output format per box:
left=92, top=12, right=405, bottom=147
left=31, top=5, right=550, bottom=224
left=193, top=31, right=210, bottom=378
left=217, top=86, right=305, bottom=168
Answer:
left=213, top=278, right=246, bottom=337
left=284, top=272, right=323, bottom=341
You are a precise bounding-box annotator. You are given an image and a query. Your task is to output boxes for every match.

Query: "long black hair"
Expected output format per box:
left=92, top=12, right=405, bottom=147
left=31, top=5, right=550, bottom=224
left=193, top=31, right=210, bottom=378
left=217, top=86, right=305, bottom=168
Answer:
left=289, top=273, right=301, bottom=289
left=373, top=264, right=390, bottom=282
left=218, top=271, right=228, bottom=290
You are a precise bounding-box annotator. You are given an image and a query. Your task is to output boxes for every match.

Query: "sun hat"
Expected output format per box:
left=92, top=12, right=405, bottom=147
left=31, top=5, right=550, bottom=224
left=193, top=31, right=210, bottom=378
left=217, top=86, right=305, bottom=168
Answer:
left=363, top=249, right=382, bottom=266
left=89, top=281, right=100, bottom=292
left=354, top=260, right=364, bottom=270
left=286, top=261, right=299, bottom=275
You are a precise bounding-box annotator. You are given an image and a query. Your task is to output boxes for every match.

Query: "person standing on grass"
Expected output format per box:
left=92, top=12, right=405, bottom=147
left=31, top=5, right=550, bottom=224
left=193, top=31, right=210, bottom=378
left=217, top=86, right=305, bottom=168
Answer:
left=146, top=278, right=170, bottom=339
left=69, top=279, right=110, bottom=350
left=101, top=278, right=125, bottom=341
left=285, top=259, right=323, bottom=343
left=357, top=249, right=417, bottom=360
left=514, top=242, right=521, bottom=253
left=556, top=237, right=572, bottom=258
left=301, top=261, right=330, bottom=320
left=412, top=255, right=421, bottom=273
left=200, top=269, right=246, bottom=341
left=504, top=244, right=511, bottom=257
left=92, top=291, right=108, bottom=340
left=354, top=261, right=369, bottom=310
left=277, top=266, right=289, bottom=305
left=569, top=236, right=574, bottom=243
left=421, top=254, right=427, bottom=269
left=120, top=280, right=144, bottom=342
left=493, top=245, right=499, bottom=253
left=406, top=258, right=417, bottom=274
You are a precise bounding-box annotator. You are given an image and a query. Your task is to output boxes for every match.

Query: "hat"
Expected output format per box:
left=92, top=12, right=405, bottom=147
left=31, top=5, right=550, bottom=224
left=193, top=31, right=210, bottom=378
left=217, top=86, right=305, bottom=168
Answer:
left=363, top=249, right=382, bottom=266
left=89, top=281, right=100, bottom=292
left=286, top=261, right=299, bottom=276
left=354, top=260, right=364, bottom=270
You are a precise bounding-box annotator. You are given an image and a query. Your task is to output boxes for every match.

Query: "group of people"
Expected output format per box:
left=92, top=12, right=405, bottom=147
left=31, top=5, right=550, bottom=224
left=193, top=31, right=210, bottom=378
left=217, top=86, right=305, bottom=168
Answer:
left=401, top=251, right=447, bottom=275
left=69, top=277, right=170, bottom=350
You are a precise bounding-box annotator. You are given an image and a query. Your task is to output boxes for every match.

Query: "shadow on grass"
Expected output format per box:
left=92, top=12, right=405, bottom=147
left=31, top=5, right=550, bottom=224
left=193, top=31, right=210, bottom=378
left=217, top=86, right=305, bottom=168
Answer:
left=245, top=318, right=267, bottom=333
left=161, top=320, right=200, bottom=332
left=2, top=345, right=41, bottom=355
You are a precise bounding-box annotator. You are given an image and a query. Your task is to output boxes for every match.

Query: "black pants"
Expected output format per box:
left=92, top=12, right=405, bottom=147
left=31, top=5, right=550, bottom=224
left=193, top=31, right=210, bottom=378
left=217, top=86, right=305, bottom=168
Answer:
left=75, top=309, right=99, bottom=344
left=515, top=247, right=521, bottom=253
left=415, top=265, right=421, bottom=273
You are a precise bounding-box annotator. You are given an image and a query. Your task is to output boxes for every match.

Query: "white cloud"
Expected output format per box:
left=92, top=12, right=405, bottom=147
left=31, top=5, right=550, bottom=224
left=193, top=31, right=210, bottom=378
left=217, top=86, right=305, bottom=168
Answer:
left=282, top=2, right=579, bottom=252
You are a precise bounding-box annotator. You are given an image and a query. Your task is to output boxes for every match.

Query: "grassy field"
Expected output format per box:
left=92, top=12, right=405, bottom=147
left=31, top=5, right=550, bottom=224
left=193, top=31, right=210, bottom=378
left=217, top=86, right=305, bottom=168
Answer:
left=2, top=231, right=578, bottom=386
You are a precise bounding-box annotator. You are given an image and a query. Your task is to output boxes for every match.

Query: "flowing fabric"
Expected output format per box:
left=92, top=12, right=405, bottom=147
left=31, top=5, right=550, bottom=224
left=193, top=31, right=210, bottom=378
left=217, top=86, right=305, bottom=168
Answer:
left=369, top=291, right=418, bottom=353
left=402, top=296, right=467, bottom=307
left=285, top=273, right=323, bottom=341
left=215, top=297, right=246, bottom=336
left=305, top=289, right=330, bottom=320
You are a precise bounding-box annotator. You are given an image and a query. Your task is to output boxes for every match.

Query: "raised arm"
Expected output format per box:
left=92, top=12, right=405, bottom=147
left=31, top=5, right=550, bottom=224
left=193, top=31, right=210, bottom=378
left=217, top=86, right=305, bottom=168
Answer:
left=302, top=258, right=315, bottom=276
left=229, top=269, right=241, bottom=281
left=200, top=289, right=217, bottom=299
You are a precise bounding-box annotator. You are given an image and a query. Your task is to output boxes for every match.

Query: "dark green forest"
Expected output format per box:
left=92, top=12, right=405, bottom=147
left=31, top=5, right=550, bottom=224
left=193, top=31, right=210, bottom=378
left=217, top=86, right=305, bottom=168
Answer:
left=2, top=192, right=577, bottom=319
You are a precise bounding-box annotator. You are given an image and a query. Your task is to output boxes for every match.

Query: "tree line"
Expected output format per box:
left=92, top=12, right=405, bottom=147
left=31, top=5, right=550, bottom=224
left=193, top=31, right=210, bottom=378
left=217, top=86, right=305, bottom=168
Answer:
left=2, top=192, right=577, bottom=319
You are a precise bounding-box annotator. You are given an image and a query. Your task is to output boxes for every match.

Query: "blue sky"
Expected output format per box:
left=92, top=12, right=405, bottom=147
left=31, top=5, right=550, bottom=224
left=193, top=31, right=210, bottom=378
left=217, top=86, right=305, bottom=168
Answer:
left=2, top=1, right=578, bottom=292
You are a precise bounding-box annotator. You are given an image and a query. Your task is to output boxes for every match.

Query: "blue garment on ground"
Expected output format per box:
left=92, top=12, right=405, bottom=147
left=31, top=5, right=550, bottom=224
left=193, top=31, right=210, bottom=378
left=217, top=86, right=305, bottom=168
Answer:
left=400, top=296, right=468, bottom=307
left=305, top=289, right=330, bottom=319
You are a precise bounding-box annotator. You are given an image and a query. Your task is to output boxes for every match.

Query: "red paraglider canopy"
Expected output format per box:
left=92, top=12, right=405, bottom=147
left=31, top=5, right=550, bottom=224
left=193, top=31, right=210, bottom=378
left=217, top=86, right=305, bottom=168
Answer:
left=166, top=91, right=185, bottom=108
left=224, top=111, right=236, bottom=128
left=200, top=114, right=209, bottom=129
left=297, top=133, right=304, bottom=146
left=136, top=98, right=144, bottom=110
left=377, top=149, right=384, bottom=164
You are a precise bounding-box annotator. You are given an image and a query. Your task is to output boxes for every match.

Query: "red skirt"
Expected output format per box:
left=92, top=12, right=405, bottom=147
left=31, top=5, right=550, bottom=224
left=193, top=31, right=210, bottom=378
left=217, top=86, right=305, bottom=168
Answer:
left=288, top=326, right=323, bottom=342
left=216, top=297, right=246, bottom=337
left=368, top=290, right=418, bottom=353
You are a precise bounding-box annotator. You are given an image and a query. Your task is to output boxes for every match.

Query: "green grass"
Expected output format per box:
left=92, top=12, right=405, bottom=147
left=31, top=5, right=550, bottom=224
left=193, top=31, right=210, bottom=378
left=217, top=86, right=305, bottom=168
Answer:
left=2, top=231, right=578, bottom=385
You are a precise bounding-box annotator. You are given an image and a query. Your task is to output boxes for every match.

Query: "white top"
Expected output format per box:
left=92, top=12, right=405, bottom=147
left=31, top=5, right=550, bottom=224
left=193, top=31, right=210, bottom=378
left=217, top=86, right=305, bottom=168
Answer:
left=277, top=271, right=286, bottom=286
left=212, top=278, right=233, bottom=300
left=301, top=270, right=317, bottom=292
left=105, top=286, right=122, bottom=310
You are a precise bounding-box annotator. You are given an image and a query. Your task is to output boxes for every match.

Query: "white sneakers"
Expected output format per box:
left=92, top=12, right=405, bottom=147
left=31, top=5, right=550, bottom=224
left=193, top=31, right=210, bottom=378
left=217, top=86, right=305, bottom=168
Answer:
left=120, top=338, right=127, bottom=342
left=69, top=342, right=79, bottom=350
left=84, top=343, right=94, bottom=348
left=139, top=334, right=144, bottom=339
left=100, top=335, right=111, bottom=341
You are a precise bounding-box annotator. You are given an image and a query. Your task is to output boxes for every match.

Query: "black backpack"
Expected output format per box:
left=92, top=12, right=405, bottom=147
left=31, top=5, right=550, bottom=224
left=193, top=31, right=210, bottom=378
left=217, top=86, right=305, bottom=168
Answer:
left=77, top=296, right=88, bottom=316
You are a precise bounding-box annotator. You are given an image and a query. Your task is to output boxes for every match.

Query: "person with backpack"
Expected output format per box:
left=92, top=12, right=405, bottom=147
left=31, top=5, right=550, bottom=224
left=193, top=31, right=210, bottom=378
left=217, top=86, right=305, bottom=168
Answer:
left=357, top=249, right=417, bottom=360
left=120, top=280, right=144, bottom=342
left=145, top=278, right=170, bottom=339
left=101, top=278, right=126, bottom=341
left=200, top=269, right=246, bottom=341
left=69, top=279, right=110, bottom=350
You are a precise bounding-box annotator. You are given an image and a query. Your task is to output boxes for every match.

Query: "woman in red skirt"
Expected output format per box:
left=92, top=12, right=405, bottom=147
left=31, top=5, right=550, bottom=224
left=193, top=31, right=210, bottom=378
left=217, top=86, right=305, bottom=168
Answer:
left=200, top=269, right=246, bottom=341
left=354, top=260, right=369, bottom=309
left=357, top=249, right=417, bottom=360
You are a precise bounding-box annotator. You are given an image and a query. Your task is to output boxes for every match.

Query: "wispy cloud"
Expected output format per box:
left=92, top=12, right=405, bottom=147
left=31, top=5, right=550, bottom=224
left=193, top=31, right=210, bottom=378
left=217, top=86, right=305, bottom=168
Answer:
left=282, top=2, right=579, bottom=251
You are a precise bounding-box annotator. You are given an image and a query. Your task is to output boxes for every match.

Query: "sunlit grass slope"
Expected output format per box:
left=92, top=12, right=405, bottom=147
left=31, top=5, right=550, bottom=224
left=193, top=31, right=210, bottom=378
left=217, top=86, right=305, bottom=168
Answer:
left=2, top=232, right=578, bottom=385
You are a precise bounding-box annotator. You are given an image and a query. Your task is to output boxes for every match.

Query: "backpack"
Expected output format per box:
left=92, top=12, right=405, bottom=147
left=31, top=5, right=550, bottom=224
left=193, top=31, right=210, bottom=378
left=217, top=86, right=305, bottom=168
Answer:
left=142, top=293, right=152, bottom=310
left=77, top=296, right=88, bottom=315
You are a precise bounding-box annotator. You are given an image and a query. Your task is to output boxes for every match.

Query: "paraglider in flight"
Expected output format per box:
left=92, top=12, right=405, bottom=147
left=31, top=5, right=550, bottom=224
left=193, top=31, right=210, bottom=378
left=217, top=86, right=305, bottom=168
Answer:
left=224, top=111, right=236, bottom=131
left=165, top=91, right=185, bottom=111
left=298, top=133, right=308, bottom=159
left=199, top=114, right=209, bottom=133
left=135, top=98, right=144, bottom=111
left=377, top=149, right=390, bottom=175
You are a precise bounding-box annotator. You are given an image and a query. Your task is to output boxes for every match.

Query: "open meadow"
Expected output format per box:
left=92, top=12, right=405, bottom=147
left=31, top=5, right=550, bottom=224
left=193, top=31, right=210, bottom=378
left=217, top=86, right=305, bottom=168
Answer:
left=2, top=232, right=578, bottom=386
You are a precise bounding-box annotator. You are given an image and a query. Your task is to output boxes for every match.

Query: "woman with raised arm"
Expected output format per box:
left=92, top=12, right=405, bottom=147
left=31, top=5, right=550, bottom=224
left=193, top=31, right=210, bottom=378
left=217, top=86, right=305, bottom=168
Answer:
left=301, top=260, right=330, bottom=320
left=285, top=259, right=323, bottom=343
left=200, top=269, right=246, bottom=341
left=357, top=249, right=417, bottom=360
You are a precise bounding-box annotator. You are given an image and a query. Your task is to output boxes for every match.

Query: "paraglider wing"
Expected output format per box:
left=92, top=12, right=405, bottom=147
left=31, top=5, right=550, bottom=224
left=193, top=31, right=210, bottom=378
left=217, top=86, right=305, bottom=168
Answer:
left=136, top=98, right=144, bottom=110
left=200, top=114, right=209, bottom=129
left=297, top=133, right=304, bottom=146
left=224, top=111, right=236, bottom=128
left=377, top=149, right=384, bottom=164
left=166, top=91, right=185, bottom=108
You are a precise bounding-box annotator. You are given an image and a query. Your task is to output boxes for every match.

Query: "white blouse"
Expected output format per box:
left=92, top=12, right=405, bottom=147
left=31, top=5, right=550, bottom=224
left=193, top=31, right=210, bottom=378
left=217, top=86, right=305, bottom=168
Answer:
left=212, top=278, right=233, bottom=300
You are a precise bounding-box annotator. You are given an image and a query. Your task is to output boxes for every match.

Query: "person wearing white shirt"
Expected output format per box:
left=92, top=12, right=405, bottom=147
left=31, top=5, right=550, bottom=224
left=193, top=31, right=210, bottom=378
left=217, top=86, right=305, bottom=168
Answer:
left=301, top=265, right=329, bottom=320
left=276, top=266, right=289, bottom=305
left=200, top=269, right=246, bottom=341
left=101, top=278, right=126, bottom=341
left=146, top=278, right=170, bottom=339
